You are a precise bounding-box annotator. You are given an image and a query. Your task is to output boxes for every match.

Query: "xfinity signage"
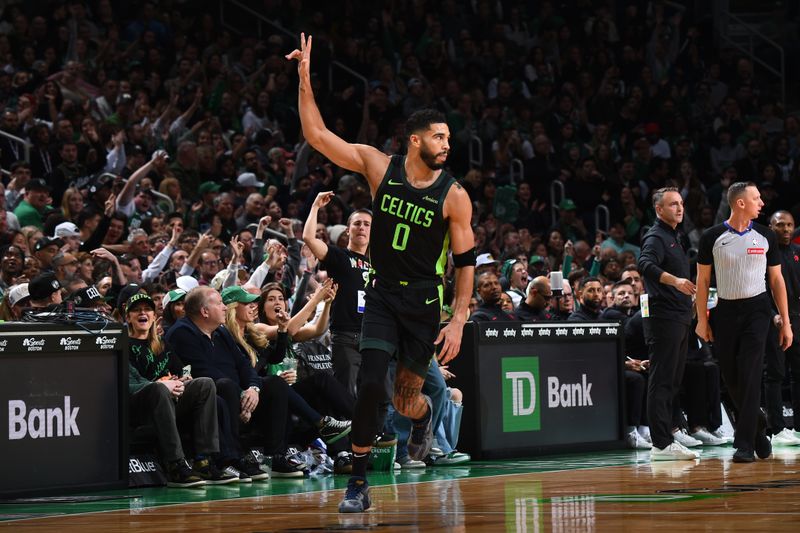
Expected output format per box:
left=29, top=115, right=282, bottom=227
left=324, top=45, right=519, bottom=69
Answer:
left=483, top=323, right=620, bottom=343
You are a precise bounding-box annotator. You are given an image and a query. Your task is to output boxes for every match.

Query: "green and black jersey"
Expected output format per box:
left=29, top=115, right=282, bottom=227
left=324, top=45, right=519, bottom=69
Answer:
left=129, top=337, right=182, bottom=381
left=370, top=155, right=454, bottom=284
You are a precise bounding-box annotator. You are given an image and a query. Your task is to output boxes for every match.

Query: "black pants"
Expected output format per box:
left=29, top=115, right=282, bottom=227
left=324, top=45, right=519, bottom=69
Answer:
left=644, top=317, right=690, bottom=449
left=625, top=370, right=647, bottom=427
left=293, top=371, right=356, bottom=420
left=286, top=385, right=322, bottom=425
left=681, top=360, right=722, bottom=431
left=215, top=375, right=290, bottom=456
left=291, top=371, right=356, bottom=454
left=331, top=331, right=362, bottom=400
left=764, top=319, right=800, bottom=432
left=215, top=395, right=240, bottom=463
left=129, top=378, right=218, bottom=463
left=712, top=294, right=772, bottom=451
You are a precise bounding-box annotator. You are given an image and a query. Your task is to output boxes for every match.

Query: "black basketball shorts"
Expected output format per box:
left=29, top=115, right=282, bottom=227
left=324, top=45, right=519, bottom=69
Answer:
left=359, top=280, right=443, bottom=378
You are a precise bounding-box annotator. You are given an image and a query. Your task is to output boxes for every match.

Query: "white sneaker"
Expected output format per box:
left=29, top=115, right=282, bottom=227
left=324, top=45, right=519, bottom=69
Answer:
left=651, top=441, right=701, bottom=461
left=770, top=428, right=800, bottom=446
left=673, top=429, right=702, bottom=447
left=711, top=427, right=734, bottom=444
left=637, top=426, right=652, bottom=444
left=396, top=456, right=426, bottom=469
left=626, top=429, right=653, bottom=449
left=429, top=447, right=445, bottom=458
left=690, top=428, right=728, bottom=446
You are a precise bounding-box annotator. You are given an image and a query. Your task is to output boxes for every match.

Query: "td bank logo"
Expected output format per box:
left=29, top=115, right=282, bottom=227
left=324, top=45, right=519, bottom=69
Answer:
left=502, top=357, right=540, bottom=432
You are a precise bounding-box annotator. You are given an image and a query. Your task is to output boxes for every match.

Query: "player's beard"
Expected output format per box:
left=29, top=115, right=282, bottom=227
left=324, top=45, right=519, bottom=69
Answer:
left=420, top=143, right=446, bottom=170
left=582, top=298, right=601, bottom=311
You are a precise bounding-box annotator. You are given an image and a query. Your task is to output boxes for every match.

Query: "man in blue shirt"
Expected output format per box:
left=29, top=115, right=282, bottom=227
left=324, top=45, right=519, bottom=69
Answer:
left=166, top=286, right=303, bottom=477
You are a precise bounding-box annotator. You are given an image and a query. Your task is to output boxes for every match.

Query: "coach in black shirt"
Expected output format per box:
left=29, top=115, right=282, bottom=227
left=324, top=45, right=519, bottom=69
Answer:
left=638, top=187, right=698, bottom=460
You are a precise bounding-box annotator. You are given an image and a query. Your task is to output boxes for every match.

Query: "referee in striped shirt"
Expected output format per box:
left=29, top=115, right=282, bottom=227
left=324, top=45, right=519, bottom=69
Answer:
left=696, top=182, right=793, bottom=463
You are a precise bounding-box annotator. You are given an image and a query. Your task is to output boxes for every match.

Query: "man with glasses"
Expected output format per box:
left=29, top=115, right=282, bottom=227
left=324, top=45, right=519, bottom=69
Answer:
left=548, top=278, right=574, bottom=320
left=198, top=251, right=221, bottom=286
left=52, top=252, right=80, bottom=285
left=515, top=275, right=555, bottom=322
left=179, top=232, right=200, bottom=253
left=210, top=239, right=226, bottom=254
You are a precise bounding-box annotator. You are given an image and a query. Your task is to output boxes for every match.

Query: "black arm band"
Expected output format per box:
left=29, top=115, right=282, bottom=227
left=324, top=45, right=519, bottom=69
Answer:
left=452, top=248, right=476, bottom=268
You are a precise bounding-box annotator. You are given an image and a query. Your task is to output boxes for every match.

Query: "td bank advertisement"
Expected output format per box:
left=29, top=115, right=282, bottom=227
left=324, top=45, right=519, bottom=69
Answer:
left=478, top=323, right=621, bottom=451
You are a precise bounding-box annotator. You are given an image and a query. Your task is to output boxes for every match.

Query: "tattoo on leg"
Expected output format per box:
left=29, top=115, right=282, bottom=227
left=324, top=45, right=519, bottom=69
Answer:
left=393, top=370, right=427, bottom=419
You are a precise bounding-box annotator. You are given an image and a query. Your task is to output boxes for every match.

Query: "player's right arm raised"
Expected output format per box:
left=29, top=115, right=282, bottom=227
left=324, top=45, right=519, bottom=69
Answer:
left=286, top=34, right=389, bottom=192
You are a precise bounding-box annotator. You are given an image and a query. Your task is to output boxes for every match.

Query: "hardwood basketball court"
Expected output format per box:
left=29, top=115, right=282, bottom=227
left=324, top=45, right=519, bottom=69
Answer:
left=2, top=447, right=799, bottom=531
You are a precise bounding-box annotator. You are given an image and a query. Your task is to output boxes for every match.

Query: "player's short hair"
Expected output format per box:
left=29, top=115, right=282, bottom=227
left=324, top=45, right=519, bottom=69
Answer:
left=405, top=109, right=447, bottom=139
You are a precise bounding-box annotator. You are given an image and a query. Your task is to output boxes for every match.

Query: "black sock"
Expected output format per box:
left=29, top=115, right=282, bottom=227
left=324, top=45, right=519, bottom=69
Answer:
left=352, top=452, right=370, bottom=479
left=412, top=401, right=431, bottom=426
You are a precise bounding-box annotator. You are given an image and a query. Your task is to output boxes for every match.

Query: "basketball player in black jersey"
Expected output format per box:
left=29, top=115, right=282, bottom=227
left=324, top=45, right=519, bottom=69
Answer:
left=288, top=34, right=475, bottom=513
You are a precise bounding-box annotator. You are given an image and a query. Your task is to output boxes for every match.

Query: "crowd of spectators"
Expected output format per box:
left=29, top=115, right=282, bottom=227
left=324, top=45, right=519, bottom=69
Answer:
left=2, top=0, right=800, bottom=479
